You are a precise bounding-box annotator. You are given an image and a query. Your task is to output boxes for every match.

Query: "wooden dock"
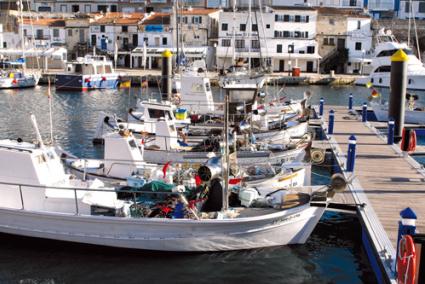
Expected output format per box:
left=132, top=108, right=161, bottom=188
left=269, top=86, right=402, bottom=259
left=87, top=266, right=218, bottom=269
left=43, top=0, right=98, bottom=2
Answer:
left=314, top=105, right=425, bottom=283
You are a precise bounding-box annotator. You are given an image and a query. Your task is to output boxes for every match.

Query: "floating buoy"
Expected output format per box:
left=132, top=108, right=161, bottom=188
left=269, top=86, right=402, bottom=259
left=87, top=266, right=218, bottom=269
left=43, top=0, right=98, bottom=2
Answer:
left=397, top=234, right=416, bottom=284
left=401, top=128, right=417, bottom=153
left=311, top=149, right=325, bottom=164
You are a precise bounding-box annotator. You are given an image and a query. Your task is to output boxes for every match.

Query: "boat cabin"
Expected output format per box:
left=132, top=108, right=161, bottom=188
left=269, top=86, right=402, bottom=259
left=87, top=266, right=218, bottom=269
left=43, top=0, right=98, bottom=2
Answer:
left=65, top=55, right=115, bottom=75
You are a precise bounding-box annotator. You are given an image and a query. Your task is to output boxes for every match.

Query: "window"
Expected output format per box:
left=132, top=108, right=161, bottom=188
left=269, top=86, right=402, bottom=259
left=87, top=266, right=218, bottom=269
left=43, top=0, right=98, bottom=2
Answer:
left=305, top=16, right=309, bottom=23
left=3, top=42, right=6, bottom=48
left=323, top=38, right=328, bottom=45
left=357, top=20, right=361, bottom=30
left=97, top=5, right=107, bottom=13
left=276, top=44, right=282, bottom=53
left=355, top=42, right=362, bottom=50
left=122, top=26, right=128, bottom=32
left=374, top=66, right=391, bottom=73
left=240, top=24, right=246, bottom=31
left=329, top=19, right=335, bottom=25
left=192, top=16, right=202, bottom=24
left=266, top=24, right=270, bottom=29
left=288, top=44, right=294, bottom=53
left=377, top=48, right=413, bottom=57
left=72, top=5, right=79, bottom=12
left=251, top=40, right=260, bottom=49
left=68, top=29, right=72, bottom=36
left=252, top=24, right=258, bottom=32
left=405, top=2, right=410, bottom=13
left=235, top=39, right=245, bottom=48
left=36, top=29, right=43, bottom=39
left=295, top=15, right=301, bottom=22
left=53, top=29, right=59, bottom=38
left=329, top=38, right=335, bottom=46
left=222, top=39, right=231, bottom=47
left=84, top=5, right=91, bottom=13
left=419, top=2, right=425, bottom=13
left=100, top=25, right=105, bottom=33
left=23, top=29, right=27, bottom=36
left=284, top=15, right=290, bottom=22
left=162, top=37, right=167, bottom=45
left=307, top=46, right=315, bottom=54
left=222, top=23, right=228, bottom=31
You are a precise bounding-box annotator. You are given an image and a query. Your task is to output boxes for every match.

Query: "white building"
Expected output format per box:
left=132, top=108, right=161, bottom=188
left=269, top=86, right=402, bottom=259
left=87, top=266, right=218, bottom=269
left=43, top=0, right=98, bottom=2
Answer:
left=346, top=16, right=373, bottom=74
left=271, top=0, right=363, bottom=8
left=20, top=18, right=66, bottom=49
left=398, top=0, right=425, bottom=20
left=216, top=7, right=320, bottom=73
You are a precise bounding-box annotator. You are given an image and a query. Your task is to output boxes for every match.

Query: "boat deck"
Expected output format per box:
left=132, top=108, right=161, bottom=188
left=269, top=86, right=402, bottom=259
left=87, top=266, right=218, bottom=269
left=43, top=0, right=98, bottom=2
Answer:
left=314, top=105, right=425, bottom=283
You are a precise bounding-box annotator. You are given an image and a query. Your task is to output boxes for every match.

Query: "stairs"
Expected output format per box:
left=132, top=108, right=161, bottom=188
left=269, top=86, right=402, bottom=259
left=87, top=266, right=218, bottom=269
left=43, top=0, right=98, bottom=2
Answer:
left=320, top=47, right=349, bottom=74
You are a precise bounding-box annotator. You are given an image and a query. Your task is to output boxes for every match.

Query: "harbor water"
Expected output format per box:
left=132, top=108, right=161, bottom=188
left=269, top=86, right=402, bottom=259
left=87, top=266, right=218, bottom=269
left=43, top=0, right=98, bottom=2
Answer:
left=0, top=84, right=410, bottom=283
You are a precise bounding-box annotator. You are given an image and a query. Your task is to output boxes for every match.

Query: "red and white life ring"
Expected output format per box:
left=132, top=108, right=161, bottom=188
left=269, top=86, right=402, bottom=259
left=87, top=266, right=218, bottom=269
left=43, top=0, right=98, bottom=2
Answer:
left=397, top=234, right=416, bottom=284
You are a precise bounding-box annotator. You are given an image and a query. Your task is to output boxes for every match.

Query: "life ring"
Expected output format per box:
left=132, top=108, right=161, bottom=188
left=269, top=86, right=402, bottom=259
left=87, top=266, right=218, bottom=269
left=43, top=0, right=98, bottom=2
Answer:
left=401, top=128, right=417, bottom=153
left=397, top=234, right=416, bottom=284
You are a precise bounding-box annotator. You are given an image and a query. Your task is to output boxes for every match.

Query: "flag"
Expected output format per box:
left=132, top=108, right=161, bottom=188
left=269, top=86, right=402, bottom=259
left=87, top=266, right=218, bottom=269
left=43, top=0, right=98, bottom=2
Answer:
left=366, top=82, right=373, bottom=89
left=119, top=80, right=131, bottom=89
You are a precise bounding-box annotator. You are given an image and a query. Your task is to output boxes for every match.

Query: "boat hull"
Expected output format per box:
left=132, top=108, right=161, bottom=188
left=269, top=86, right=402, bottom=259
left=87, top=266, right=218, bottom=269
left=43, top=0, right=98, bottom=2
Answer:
left=356, top=73, right=425, bottom=91
left=56, top=74, right=121, bottom=91
left=0, top=204, right=325, bottom=251
left=0, top=76, right=37, bottom=89
left=371, top=102, right=425, bottom=124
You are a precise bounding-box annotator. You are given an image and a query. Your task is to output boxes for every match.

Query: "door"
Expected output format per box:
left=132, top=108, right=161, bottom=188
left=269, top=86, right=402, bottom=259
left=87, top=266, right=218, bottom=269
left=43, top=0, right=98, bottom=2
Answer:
left=337, top=38, right=345, bottom=50
left=132, top=34, right=138, bottom=48
left=101, top=38, right=107, bottom=50
left=306, top=61, right=313, bottom=72
left=79, top=29, right=85, bottom=43
left=123, top=37, right=129, bottom=49
left=91, top=34, right=97, bottom=47
left=279, top=60, right=284, bottom=72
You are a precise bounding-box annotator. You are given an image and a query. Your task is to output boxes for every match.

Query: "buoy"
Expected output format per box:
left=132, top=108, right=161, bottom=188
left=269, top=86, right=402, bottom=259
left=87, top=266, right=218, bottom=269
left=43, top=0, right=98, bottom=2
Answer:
left=401, top=128, right=417, bottom=153
left=397, top=234, right=416, bottom=284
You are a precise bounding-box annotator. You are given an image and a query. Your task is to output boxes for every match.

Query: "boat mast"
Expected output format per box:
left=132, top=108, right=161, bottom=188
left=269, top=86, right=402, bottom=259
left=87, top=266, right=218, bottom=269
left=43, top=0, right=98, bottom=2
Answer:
left=408, top=0, right=411, bottom=47
left=222, top=88, right=229, bottom=211
left=175, top=0, right=180, bottom=74
left=232, top=0, right=236, bottom=65
left=18, top=0, right=25, bottom=68
left=248, top=0, right=251, bottom=72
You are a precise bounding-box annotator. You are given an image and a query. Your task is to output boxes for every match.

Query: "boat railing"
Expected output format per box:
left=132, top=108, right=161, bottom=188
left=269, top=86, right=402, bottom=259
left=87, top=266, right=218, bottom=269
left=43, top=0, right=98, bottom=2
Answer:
left=0, top=179, right=182, bottom=216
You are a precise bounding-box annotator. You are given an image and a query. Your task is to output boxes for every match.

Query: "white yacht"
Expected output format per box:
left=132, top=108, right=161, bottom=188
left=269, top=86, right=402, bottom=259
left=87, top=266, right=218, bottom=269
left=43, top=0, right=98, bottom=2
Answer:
left=356, top=31, right=425, bottom=90
left=0, top=61, right=39, bottom=89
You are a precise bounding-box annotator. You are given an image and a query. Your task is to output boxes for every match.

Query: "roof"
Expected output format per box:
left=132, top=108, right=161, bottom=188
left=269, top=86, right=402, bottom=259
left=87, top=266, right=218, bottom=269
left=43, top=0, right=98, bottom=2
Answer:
left=21, top=18, right=66, bottom=27
left=91, top=12, right=145, bottom=25
left=316, top=7, right=370, bottom=18
left=140, top=13, right=171, bottom=25
left=179, top=8, right=220, bottom=15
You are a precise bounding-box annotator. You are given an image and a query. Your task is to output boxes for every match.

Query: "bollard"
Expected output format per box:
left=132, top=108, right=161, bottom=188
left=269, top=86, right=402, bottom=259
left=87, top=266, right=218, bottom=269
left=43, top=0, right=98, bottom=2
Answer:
left=161, top=49, right=173, bottom=101
left=328, top=109, right=335, bottom=135
left=319, top=98, right=324, bottom=117
left=388, top=119, right=395, bottom=145
left=362, top=102, right=367, bottom=123
left=389, top=49, right=408, bottom=141
left=348, top=93, right=353, bottom=111
left=396, top=207, right=417, bottom=272
left=346, top=135, right=357, bottom=172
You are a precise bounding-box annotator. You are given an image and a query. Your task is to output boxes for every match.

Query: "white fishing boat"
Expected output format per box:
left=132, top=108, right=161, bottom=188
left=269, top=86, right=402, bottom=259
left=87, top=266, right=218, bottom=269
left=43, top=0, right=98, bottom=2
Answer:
left=370, top=100, right=425, bottom=125
left=0, top=116, right=345, bottom=252
left=355, top=31, right=425, bottom=91
left=0, top=61, right=39, bottom=89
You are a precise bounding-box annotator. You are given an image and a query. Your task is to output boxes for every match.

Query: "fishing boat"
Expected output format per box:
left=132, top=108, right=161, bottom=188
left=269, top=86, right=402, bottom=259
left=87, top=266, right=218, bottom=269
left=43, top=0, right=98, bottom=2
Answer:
left=56, top=55, right=123, bottom=91
left=0, top=61, right=39, bottom=89
left=0, top=117, right=345, bottom=251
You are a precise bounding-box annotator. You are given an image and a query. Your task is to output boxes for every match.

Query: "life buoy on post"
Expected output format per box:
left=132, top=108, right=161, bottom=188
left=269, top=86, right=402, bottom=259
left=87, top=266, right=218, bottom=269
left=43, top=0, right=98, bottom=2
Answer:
left=401, top=128, right=417, bottom=153
left=397, top=234, right=416, bottom=284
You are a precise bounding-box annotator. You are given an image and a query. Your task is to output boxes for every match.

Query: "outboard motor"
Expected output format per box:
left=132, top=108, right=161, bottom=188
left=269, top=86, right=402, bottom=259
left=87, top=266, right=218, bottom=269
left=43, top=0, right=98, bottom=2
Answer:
left=198, top=156, right=222, bottom=182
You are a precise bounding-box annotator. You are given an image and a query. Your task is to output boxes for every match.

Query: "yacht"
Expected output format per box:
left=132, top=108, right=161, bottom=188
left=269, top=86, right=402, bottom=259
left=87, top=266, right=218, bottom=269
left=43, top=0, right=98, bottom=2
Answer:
left=56, top=55, right=124, bottom=91
left=356, top=31, right=425, bottom=90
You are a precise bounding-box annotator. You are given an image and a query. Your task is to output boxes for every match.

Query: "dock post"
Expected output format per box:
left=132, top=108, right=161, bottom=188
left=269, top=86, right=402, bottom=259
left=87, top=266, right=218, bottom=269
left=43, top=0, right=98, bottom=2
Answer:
left=348, top=93, right=353, bottom=111
left=389, top=49, right=408, bottom=142
left=319, top=98, right=324, bottom=117
left=328, top=109, right=334, bottom=135
left=161, top=49, right=173, bottom=101
left=396, top=207, right=417, bottom=272
left=346, top=135, right=356, bottom=172
left=388, top=119, right=395, bottom=145
left=362, top=102, right=367, bottom=123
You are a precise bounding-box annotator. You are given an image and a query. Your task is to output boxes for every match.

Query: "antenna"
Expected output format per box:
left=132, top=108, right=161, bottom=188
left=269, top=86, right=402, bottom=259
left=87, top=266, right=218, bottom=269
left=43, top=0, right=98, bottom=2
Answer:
left=48, top=77, right=54, bottom=144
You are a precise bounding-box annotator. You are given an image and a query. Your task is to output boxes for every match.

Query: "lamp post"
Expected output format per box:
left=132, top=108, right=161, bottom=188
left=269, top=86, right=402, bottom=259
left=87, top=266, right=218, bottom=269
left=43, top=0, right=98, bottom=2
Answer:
left=288, top=43, right=294, bottom=77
